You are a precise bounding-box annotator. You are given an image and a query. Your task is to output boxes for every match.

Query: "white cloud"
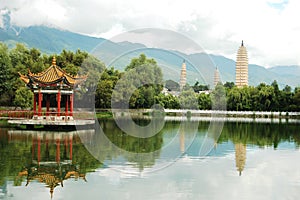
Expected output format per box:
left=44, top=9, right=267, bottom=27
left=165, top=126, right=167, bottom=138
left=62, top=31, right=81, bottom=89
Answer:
left=1, top=0, right=300, bottom=67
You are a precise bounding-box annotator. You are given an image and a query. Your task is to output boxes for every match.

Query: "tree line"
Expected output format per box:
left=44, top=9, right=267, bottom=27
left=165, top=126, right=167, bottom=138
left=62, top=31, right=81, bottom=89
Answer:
left=0, top=42, right=105, bottom=108
left=1, top=42, right=300, bottom=111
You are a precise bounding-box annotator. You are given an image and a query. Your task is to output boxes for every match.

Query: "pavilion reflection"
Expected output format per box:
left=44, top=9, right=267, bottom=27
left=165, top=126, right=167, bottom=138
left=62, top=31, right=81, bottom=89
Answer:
left=8, top=129, right=95, bottom=199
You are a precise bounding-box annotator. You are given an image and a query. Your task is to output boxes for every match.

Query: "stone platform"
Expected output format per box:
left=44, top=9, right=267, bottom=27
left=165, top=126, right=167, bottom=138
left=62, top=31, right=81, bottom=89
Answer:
left=8, top=118, right=95, bottom=127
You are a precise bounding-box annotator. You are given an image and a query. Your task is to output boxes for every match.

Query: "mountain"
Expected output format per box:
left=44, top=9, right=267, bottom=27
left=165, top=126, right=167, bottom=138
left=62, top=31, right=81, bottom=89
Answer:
left=0, top=25, right=105, bottom=53
left=96, top=47, right=300, bottom=88
left=0, top=16, right=299, bottom=88
left=210, top=55, right=300, bottom=88
left=269, top=65, right=300, bottom=77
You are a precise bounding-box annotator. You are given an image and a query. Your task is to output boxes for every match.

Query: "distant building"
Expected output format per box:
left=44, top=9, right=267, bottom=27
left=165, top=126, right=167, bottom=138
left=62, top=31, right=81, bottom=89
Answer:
left=235, top=40, right=248, bottom=87
left=179, top=60, right=187, bottom=91
left=214, top=66, right=221, bottom=87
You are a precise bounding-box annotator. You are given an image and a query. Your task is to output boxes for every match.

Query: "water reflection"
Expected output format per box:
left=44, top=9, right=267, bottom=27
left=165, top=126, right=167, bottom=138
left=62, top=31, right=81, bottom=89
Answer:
left=0, top=129, right=101, bottom=199
left=235, top=143, right=246, bottom=176
left=0, top=119, right=300, bottom=199
left=9, top=131, right=86, bottom=198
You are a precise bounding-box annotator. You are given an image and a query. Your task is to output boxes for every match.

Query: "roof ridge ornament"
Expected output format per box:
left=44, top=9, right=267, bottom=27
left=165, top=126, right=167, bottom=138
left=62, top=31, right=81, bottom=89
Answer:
left=52, top=56, right=56, bottom=66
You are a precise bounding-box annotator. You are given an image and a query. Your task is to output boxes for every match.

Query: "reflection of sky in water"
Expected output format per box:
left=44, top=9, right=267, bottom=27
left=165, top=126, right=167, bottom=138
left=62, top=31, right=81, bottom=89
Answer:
left=5, top=142, right=300, bottom=200
left=2, top=120, right=300, bottom=200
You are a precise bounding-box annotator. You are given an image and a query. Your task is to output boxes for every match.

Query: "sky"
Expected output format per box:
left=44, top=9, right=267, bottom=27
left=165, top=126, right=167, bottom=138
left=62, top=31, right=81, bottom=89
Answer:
left=0, top=0, right=299, bottom=67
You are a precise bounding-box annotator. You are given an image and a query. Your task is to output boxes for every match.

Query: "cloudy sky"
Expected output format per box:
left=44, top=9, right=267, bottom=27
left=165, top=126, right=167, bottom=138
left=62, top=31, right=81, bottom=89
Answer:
left=0, top=0, right=299, bottom=67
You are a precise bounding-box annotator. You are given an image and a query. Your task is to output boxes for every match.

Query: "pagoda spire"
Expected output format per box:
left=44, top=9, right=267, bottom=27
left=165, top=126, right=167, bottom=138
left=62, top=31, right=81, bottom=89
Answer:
left=214, top=66, right=220, bottom=87
left=235, top=40, right=248, bottom=87
left=179, top=59, right=187, bottom=91
left=52, top=56, right=56, bottom=66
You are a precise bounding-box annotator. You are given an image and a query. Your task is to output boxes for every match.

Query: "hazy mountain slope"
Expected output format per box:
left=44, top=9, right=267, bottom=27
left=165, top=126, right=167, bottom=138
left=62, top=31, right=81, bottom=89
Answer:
left=0, top=25, right=105, bottom=53
left=1, top=23, right=299, bottom=88
left=269, top=65, right=300, bottom=76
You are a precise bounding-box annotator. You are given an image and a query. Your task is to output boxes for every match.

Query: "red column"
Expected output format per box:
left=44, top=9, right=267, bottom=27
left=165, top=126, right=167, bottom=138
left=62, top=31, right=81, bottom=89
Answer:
left=46, top=94, right=50, bottom=116
left=38, top=91, right=42, bottom=117
left=37, top=137, right=41, bottom=165
left=65, top=95, right=69, bottom=116
left=69, top=136, right=73, bottom=160
left=45, top=139, right=49, bottom=159
left=64, top=137, right=68, bottom=152
left=70, top=93, right=73, bottom=116
left=33, top=93, right=37, bottom=115
left=56, top=138, right=60, bottom=163
left=57, top=91, right=61, bottom=117
left=32, top=138, right=35, bottom=160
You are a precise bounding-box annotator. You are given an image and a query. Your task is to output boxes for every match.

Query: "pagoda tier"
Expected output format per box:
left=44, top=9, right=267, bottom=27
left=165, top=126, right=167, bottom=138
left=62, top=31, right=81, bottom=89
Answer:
left=19, top=57, right=87, bottom=121
left=235, top=40, right=248, bottom=88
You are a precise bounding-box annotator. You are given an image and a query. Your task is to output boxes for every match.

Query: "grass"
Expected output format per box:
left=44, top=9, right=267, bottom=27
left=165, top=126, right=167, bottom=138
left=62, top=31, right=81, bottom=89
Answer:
left=96, top=111, right=113, bottom=119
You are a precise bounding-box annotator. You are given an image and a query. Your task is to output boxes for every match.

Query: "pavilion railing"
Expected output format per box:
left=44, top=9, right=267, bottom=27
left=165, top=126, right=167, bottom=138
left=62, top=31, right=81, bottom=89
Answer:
left=0, top=110, right=95, bottom=120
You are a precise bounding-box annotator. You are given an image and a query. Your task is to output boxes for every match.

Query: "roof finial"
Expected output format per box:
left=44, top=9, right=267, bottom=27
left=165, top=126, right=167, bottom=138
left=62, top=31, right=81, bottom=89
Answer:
left=52, top=56, right=56, bottom=66
left=241, top=40, right=244, bottom=47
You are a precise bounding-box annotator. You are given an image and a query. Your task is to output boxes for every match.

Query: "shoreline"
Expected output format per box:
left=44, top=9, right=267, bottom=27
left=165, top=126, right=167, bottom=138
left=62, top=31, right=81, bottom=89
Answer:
left=104, top=109, right=300, bottom=119
left=1, top=109, right=300, bottom=120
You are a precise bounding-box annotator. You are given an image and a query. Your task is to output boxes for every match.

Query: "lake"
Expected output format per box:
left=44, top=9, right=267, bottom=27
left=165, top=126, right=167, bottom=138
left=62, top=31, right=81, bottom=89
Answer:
left=1, top=117, right=300, bottom=200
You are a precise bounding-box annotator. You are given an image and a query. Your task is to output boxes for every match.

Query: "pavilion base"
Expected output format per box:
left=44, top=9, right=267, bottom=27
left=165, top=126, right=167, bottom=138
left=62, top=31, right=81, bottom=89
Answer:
left=8, top=118, right=95, bottom=130
left=32, top=115, right=74, bottom=121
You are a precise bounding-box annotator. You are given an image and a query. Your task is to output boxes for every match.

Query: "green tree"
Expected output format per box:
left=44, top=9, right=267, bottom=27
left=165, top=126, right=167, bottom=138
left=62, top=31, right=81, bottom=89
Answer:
left=95, top=68, right=122, bottom=108
left=211, top=83, right=226, bottom=110
left=292, top=87, right=300, bottom=111
left=13, top=87, right=33, bottom=109
left=256, top=83, right=275, bottom=111
left=224, top=81, right=235, bottom=89
left=270, top=80, right=280, bottom=110
left=197, top=93, right=211, bottom=110
left=0, top=43, right=12, bottom=105
left=178, top=88, right=198, bottom=109
left=113, top=54, right=163, bottom=108
left=280, top=85, right=293, bottom=111
left=192, top=81, right=209, bottom=93
left=155, top=93, right=180, bottom=109
left=227, top=87, right=242, bottom=111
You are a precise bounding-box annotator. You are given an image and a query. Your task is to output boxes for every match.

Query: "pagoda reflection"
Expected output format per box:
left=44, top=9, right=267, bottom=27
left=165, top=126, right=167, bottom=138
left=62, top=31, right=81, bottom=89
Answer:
left=235, top=143, right=246, bottom=176
left=8, top=130, right=95, bottom=198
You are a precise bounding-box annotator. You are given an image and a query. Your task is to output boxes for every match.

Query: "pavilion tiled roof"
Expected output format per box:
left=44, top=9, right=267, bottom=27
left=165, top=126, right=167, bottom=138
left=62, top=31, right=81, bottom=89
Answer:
left=19, top=57, right=87, bottom=86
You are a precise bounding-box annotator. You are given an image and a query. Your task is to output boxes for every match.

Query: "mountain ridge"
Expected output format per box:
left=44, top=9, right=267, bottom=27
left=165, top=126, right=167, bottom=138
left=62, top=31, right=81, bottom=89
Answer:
left=0, top=22, right=299, bottom=88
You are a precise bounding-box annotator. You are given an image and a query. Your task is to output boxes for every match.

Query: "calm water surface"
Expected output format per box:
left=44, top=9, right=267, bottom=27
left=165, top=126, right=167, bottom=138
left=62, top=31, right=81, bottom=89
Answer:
left=1, top=118, right=300, bottom=200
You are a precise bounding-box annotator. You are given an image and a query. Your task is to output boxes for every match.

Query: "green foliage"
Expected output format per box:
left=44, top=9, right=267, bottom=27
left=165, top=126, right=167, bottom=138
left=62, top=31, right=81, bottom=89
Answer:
left=13, top=87, right=33, bottom=109
left=95, top=68, right=122, bottom=108
left=198, top=93, right=211, bottom=110
left=224, top=80, right=300, bottom=111
left=178, top=87, right=198, bottom=109
left=210, top=83, right=226, bottom=110
left=125, top=53, right=156, bottom=71
left=192, top=81, right=209, bottom=93
left=112, top=54, right=163, bottom=109
left=224, top=81, right=235, bottom=89
left=2, top=41, right=300, bottom=112
left=0, top=42, right=105, bottom=108
left=0, top=43, right=12, bottom=105
left=155, top=94, right=180, bottom=109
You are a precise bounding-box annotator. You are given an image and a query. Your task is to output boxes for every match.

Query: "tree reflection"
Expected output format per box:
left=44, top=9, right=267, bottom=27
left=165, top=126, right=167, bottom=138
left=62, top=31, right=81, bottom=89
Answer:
left=0, top=130, right=102, bottom=198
